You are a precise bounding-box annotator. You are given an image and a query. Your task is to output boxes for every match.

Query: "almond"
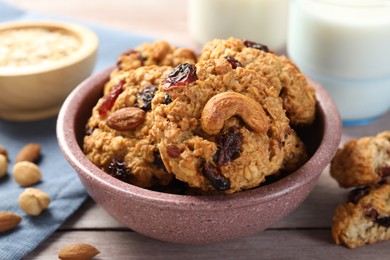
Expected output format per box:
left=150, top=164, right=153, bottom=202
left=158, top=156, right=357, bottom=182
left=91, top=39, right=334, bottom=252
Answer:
left=15, top=143, right=41, bottom=163
left=59, top=243, right=100, bottom=260
left=106, top=107, right=146, bottom=131
left=0, top=212, right=22, bottom=233
left=0, top=154, right=8, bottom=179
left=0, top=145, right=8, bottom=160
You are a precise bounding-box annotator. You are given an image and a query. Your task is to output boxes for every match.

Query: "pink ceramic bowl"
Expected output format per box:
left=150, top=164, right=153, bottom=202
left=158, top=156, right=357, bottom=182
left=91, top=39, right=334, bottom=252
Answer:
left=57, top=66, right=341, bottom=244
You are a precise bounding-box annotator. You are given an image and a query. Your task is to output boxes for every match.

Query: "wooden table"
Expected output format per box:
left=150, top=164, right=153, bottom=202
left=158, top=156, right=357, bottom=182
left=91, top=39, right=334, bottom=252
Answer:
left=8, top=0, right=390, bottom=258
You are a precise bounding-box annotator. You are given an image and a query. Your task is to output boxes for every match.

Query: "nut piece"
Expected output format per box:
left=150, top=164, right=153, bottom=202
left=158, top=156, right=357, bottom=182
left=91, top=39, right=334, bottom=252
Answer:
left=0, top=212, right=22, bottom=233
left=59, top=243, right=100, bottom=260
left=19, top=188, right=50, bottom=216
left=106, top=107, right=146, bottom=131
left=201, top=92, right=269, bottom=135
left=13, top=161, right=42, bottom=186
left=15, top=143, right=41, bottom=163
left=0, top=145, right=8, bottom=160
left=0, top=154, right=8, bottom=179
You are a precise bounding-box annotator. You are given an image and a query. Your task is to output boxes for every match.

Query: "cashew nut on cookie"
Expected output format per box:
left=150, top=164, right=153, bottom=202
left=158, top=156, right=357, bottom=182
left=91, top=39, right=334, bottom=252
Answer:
left=201, top=92, right=269, bottom=135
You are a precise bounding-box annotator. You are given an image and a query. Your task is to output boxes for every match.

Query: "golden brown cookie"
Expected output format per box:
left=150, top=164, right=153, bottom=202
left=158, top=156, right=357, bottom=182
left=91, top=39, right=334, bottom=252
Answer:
left=330, top=131, right=390, bottom=188
left=332, top=180, right=390, bottom=248
left=84, top=65, right=174, bottom=188
left=199, top=38, right=316, bottom=126
left=115, top=40, right=197, bottom=75
left=151, top=58, right=307, bottom=193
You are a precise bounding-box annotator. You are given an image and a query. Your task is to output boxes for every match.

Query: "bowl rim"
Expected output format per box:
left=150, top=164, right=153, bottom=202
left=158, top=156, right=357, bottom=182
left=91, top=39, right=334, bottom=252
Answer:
left=0, top=20, right=98, bottom=76
left=57, top=66, right=342, bottom=210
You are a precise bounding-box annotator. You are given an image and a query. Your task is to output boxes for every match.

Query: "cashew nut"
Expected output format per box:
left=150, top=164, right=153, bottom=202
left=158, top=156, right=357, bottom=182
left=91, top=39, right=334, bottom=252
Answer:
left=201, top=92, right=269, bottom=135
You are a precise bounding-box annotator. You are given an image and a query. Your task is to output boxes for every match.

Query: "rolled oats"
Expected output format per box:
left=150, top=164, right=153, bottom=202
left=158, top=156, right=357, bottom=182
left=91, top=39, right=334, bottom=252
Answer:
left=0, top=28, right=80, bottom=67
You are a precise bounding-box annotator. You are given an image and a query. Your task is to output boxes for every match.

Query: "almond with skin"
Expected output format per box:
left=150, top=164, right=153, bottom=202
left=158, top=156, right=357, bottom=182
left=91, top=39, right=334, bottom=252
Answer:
left=106, top=107, right=146, bottom=131
left=0, top=145, right=8, bottom=160
left=0, top=212, right=22, bottom=233
left=0, top=154, right=8, bottom=179
left=59, top=243, right=100, bottom=260
left=15, top=143, right=41, bottom=163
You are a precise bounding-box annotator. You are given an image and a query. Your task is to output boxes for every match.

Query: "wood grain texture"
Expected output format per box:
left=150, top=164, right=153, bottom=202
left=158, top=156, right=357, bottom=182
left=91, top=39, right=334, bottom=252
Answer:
left=25, top=230, right=390, bottom=260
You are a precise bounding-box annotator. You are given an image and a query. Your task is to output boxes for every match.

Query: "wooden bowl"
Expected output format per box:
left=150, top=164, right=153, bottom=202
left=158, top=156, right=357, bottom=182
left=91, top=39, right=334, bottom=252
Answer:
left=0, top=21, right=98, bottom=121
left=57, top=67, right=342, bottom=244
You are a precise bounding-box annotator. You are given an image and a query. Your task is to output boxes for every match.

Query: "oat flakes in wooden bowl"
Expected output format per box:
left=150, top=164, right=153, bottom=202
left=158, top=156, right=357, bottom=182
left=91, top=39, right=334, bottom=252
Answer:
left=0, top=21, right=98, bottom=121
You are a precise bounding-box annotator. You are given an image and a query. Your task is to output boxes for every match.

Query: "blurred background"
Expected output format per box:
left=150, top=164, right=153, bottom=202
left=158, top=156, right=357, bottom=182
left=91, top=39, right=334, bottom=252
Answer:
left=7, top=0, right=195, bottom=49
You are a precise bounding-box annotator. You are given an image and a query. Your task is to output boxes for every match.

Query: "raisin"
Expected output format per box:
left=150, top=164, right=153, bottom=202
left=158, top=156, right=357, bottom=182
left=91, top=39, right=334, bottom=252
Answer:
left=243, top=40, right=269, bottom=53
left=224, top=56, right=242, bottom=69
left=215, top=127, right=242, bottom=166
left=166, top=143, right=182, bottom=158
left=107, top=158, right=132, bottom=183
left=362, top=206, right=390, bottom=227
left=348, top=186, right=370, bottom=204
left=379, top=166, right=390, bottom=177
left=164, top=93, right=173, bottom=104
left=202, top=161, right=231, bottom=191
left=117, top=49, right=144, bottom=68
left=364, top=207, right=379, bottom=220
left=375, top=216, right=390, bottom=227
left=98, top=79, right=126, bottom=117
left=136, top=84, right=157, bottom=111
left=163, top=63, right=197, bottom=90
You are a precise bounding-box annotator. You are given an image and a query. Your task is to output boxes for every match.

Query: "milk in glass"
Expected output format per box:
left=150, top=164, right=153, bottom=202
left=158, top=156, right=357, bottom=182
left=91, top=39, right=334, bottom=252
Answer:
left=288, top=0, right=390, bottom=124
left=189, top=0, right=289, bottom=53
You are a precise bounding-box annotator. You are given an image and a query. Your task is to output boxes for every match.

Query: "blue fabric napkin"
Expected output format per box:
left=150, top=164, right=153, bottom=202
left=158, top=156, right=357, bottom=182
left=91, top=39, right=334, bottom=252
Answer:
left=0, top=1, right=153, bottom=259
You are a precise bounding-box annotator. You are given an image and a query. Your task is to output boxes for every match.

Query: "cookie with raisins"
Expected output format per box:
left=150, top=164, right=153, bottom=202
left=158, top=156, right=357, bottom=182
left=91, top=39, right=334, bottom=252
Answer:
left=84, top=65, right=174, bottom=188
left=330, top=131, right=390, bottom=188
left=114, top=40, right=197, bottom=75
left=332, top=179, right=390, bottom=248
left=199, top=37, right=316, bottom=126
left=152, top=58, right=308, bottom=193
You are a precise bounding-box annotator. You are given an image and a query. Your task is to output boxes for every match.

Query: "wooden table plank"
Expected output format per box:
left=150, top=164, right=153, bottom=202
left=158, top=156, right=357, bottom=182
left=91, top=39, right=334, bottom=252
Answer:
left=25, top=230, right=390, bottom=260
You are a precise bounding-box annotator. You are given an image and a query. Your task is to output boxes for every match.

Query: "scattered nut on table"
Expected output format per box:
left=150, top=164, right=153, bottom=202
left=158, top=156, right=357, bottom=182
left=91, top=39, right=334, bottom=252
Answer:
left=0, top=212, right=22, bottom=233
left=18, top=188, right=50, bottom=216
left=12, top=161, right=42, bottom=186
left=15, top=143, right=41, bottom=163
left=0, top=154, right=8, bottom=179
left=0, top=145, right=8, bottom=160
left=58, top=243, right=100, bottom=260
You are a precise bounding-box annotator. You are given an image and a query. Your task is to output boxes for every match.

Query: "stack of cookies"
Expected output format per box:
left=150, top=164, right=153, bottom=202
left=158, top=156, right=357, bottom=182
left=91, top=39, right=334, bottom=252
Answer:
left=83, top=38, right=316, bottom=194
left=331, top=131, right=390, bottom=248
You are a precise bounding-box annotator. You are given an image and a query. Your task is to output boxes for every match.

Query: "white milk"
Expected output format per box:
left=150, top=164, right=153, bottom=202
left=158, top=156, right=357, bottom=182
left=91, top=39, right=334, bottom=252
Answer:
left=288, top=0, right=390, bottom=124
left=189, top=0, right=289, bottom=53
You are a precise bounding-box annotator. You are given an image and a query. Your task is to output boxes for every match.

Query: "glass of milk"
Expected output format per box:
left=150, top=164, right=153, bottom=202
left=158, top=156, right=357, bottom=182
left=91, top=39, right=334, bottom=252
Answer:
left=287, top=0, right=390, bottom=125
left=188, top=0, right=289, bottom=53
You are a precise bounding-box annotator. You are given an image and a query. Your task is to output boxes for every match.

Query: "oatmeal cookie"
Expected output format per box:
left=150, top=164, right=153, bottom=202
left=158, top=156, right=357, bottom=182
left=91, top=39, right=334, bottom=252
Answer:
left=199, top=38, right=316, bottom=126
left=332, top=180, right=390, bottom=248
left=151, top=58, right=307, bottom=193
left=330, top=131, right=390, bottom=188
left=115, top=40, right=197, bottom=75
left=84, top=65, right=174, bottom=188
